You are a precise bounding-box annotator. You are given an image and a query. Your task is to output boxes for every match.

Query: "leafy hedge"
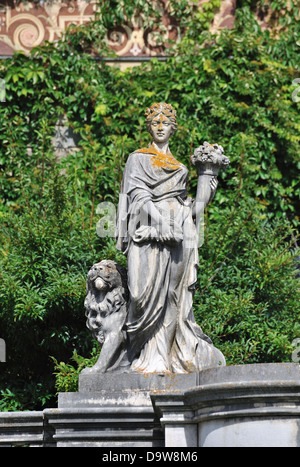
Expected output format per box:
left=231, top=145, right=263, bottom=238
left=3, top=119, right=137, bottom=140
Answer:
left=0, top=1, right=299, bottom=409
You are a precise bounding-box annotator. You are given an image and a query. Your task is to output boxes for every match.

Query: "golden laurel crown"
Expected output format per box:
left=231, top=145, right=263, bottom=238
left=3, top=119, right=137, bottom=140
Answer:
left=145, top=103, right=177, bottom=120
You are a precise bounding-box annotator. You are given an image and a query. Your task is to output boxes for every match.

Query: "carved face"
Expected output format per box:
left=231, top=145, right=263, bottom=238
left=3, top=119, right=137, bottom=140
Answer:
left=150, top=114, right=173, bottom=144
left=87, top=260, right=123, bottom=291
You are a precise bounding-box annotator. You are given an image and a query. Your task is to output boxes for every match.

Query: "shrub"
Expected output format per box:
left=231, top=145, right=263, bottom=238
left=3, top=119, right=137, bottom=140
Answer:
left=0, top=1, right=299, bottom=409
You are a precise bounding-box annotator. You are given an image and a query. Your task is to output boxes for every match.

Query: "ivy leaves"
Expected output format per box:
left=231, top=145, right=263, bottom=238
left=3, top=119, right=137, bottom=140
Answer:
left=0, top=1, right=299, bottom=409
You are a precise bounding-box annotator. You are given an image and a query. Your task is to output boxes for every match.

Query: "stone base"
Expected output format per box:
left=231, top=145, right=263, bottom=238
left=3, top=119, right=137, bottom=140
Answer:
left=1, top=363, right=300, bottom=447
left=52, top=372, right=200, bottom=447
left=151, top=363, right=300, bottom=447
left=45, top=406, right=164, bottom=447
left=79, top=370, right=199, bottom=397
left=54, top=363, right=300, bottom=447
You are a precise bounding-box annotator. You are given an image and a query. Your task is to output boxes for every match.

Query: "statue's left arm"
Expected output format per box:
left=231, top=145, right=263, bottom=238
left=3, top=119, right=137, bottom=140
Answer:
left=192, top=175, right=218, bottom=219
left=190, top=142, right=230, bottom=227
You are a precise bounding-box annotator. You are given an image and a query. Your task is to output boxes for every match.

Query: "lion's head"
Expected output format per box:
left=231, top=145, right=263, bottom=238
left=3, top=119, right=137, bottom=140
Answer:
left=86, top=260, right=127, bottom=293
left=84, top=260, right=128, bottom=345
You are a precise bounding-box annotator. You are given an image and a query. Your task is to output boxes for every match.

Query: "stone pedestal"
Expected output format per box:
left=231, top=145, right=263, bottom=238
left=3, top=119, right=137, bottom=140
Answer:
left=1, top=363, right=299, bottom=447
left=151, top=363, right=300, bottom=447
left=48, top=372, right=200, bottom=447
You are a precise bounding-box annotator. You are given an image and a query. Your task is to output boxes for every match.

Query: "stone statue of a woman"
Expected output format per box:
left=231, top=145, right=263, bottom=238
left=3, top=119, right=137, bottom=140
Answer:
left=113, top=102, right=227, bottom=373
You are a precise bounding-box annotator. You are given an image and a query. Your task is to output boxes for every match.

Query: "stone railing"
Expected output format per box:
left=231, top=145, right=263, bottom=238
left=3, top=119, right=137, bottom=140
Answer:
left=0, top=411, right=55, bottom=447
left=1, top=363, right=300, bottom=447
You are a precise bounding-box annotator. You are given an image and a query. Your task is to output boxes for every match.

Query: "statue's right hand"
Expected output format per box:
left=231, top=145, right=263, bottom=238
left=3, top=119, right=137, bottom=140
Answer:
left=133, top=223, right=183, bottom=244
left=134, top=226, right=158, bottom=242
left=160, top=228, right=173, bottom=243
left=160, top=222, right=183, bottom=244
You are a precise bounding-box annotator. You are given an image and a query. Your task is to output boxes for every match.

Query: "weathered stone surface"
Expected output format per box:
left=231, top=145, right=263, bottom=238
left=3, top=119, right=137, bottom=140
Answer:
left=198, top=361, right=300, bottom=385
left=84, top=103, right=228, bottom=376
left=45, top=406, right=164, bottom=447
left=56, top=371, right=202, bottom=411
left=1, top=363, right=300, bottom=447
left=78, top=370, right=200, bottom=394
left=0, top=411, right=54, bottom=447
left=54, top=371, right=194, bottom=446
left=151, top=363, right=300, bottom=447
left=84, top=260, right=128, bottom=373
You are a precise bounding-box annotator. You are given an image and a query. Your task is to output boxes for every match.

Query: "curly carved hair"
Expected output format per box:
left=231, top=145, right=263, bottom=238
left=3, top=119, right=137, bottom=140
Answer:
left=145, top=102, right=178, bottom=136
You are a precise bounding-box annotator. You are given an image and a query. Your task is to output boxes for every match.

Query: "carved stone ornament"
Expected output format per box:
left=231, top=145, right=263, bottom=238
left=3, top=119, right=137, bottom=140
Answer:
left=84, top=260, right=129, bottom=373
left=191, top=141, right=230, bottom=176
left=83, top=103, right=229, bottom=376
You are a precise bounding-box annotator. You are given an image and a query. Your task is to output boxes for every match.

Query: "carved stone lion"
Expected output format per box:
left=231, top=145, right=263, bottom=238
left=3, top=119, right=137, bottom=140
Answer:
left=83, top=260, right=128, bottom=373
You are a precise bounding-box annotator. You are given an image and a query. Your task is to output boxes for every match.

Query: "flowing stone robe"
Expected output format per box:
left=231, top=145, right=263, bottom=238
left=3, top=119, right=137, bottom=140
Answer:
left=116, top=147, right=225, bottom=373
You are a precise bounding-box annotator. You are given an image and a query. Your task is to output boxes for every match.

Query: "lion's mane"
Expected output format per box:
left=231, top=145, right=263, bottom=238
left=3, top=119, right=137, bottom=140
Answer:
left=84, top=260, right=128, bottom=372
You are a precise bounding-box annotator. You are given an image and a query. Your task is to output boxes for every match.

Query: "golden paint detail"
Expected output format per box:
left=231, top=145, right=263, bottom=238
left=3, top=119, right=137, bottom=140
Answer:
left=136, top=145, right=182, bottom=170
left=145, top=102, right=177, bottom=121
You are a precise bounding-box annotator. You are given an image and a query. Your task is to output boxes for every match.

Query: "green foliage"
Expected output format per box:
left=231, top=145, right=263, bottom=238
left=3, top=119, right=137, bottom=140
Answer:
left=0, top=1, right=299, bottom=409
left=52, top=348, right=99, bottom=393
left=94, top=0, right=222, bottom=49
left=0, top=167, right=102, bottom=409
left=195, top=217, right=299, bottom=365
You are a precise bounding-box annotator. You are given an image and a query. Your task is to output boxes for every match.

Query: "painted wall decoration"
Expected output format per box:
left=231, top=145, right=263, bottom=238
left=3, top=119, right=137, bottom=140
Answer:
left=0, top=0, right=96, bottom=55
left=0, top=0, right=237, bottom=57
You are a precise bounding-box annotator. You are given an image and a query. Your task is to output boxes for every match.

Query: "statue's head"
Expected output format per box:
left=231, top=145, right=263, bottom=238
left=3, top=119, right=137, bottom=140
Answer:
left=145, top=103, right=177, bottom=143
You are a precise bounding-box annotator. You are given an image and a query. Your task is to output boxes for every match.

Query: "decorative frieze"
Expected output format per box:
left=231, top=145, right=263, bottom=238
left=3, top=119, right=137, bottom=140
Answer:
left=0, top=0, right=237, bottom=57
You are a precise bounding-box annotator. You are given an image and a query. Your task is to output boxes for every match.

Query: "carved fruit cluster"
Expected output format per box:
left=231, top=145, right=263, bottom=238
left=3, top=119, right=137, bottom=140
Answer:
left=191, top=141, right=230, bottom=168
